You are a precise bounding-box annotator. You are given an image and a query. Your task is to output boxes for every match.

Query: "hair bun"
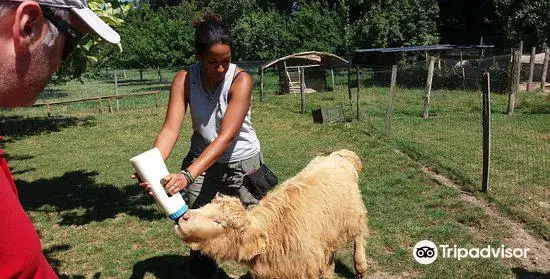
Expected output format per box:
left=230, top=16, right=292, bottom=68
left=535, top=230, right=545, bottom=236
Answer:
left=193, top=11, right=222, bottom=27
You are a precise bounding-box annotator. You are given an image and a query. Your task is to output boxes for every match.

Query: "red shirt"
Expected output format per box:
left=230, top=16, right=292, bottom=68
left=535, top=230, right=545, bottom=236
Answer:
left=0, top=141, right=58, bottom=278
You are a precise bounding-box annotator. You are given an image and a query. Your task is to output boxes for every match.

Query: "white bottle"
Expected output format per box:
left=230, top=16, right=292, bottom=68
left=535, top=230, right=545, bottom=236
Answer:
left=130, top=148, right=188, bottom=221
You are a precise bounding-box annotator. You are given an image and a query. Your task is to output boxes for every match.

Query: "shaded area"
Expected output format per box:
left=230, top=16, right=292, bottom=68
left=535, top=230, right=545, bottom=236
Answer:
left=334, top=259, right=358, bottom=279
left=43, top=244, right=101, bottom=279
left=130, top=85, right=171, bottom=93
left=3, top=153, right=35, bottom=161
left=0, top=115, right=96, bottom=139
left=129, top=255, right=189, bottom=279
left=111, top=80, right=170, bottom=86
left=38, top=89, right=69, bottom=100
left=129, top=255, right=233, bottom=279
left=511, top=268, right=550, bottom=279
left=16, top=170, right=163, bottom=226
left=11, top=167, right=36, bottom=175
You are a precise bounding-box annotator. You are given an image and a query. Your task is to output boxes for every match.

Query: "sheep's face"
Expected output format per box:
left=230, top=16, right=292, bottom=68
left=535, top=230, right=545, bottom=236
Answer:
left=175, top=196, right=247, bottom=243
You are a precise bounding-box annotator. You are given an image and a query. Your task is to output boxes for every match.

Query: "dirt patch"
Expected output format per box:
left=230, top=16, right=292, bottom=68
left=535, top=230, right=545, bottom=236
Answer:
left=421, top=166, right=550, bottom=272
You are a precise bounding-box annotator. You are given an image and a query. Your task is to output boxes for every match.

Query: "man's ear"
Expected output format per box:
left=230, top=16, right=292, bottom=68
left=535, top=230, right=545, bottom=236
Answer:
left=12, top=1, right=45, bottom=53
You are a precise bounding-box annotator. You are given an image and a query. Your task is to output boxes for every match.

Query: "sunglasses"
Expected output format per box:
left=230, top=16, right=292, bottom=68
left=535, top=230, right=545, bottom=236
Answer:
left=40, top=5, right=83, bottom=61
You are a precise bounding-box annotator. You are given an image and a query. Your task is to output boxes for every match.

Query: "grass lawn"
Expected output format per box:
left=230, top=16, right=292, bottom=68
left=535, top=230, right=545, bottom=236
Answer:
left=1, top=72, right=548, bottom=278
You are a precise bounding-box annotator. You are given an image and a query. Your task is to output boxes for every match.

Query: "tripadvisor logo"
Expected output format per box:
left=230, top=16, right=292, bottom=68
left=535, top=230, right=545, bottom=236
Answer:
left=413, top=240, right=529, bottom=264
left=413, top=240, right=438, bottom=264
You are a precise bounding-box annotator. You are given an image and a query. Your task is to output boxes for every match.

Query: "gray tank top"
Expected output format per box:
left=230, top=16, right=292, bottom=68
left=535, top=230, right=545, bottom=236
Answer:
left=188, top=62, right=261, bottom=163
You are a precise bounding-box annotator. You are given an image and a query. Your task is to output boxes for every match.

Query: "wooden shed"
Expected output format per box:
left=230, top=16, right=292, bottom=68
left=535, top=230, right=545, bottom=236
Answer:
left=259, top=51, right=349, bottom=95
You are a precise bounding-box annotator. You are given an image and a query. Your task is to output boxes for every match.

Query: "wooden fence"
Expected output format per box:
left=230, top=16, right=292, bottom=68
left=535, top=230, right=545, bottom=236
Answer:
left=33, top=91, right=162, bottom=117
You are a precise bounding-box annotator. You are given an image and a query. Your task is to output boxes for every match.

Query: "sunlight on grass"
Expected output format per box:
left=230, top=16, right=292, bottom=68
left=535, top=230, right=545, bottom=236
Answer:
left=1, top=71, right=547, bottom=278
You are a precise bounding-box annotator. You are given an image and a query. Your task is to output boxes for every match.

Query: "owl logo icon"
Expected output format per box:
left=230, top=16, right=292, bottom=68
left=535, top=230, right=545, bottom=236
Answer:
left=413, top=240, right=438, bottom=264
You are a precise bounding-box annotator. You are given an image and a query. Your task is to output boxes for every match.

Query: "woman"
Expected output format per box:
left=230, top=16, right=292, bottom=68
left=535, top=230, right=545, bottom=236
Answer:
left=134, top=12, right=263, bottom=279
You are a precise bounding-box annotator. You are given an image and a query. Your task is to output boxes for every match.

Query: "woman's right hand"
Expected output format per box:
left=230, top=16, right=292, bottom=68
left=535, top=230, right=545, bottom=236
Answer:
left=131, top=173, right=154, bottom=196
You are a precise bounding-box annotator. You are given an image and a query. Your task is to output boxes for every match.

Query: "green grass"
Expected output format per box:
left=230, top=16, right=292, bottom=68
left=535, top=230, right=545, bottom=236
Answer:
left=1, top=71, right=548, bottom=278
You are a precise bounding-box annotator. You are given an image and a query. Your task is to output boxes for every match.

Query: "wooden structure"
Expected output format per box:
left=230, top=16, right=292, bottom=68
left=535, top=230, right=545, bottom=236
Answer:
left=259, top=51, right=349, bottom=96
left=33, top=91, right=162, bottom=117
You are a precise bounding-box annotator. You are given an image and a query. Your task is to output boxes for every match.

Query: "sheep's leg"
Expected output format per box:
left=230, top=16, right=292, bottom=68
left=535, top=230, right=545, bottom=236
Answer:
left=353, top=234, right=368, bottom=278
left=321, top=252, right=335, bottom=278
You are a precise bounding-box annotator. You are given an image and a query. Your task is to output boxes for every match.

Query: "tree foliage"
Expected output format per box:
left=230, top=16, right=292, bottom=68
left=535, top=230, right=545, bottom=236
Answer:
left=50, top=0, right=130, bottom=84
left=350, top=0, right=439, bottom=49
left=232, top=10, right=295, bottom=60
left=57, top=0, right=550, bottom=78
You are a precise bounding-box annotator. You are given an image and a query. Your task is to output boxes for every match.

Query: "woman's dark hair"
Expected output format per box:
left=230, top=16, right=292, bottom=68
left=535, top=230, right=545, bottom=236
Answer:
left=193, top=12, right=232, bottom=54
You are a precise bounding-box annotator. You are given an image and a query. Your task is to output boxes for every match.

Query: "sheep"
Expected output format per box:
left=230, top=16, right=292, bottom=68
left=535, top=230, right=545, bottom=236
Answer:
left=174, top=149, right=369, bottom=279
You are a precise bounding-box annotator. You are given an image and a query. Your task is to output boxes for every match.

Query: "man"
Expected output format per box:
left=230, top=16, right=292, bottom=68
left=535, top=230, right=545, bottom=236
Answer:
left=0, top=0, right=120, bottom=277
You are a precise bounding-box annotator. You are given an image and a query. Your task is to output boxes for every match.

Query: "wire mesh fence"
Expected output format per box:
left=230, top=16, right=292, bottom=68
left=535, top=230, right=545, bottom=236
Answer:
left=354, top=53, right=549, bottom=239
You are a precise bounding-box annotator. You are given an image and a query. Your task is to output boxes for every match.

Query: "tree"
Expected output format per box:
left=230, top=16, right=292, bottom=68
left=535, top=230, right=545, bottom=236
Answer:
left=202, top=0, right=256, bottom=27
left=110, top=2, right=197, bottom=71
left=349, top=0, right=439, bottom=49
left=289, top=2, right=345, bottom=54
left=50, top=0, right=131, bottom=84
left=493, top=0, right=550, bottom=48
left=232, top=10, right=295, bottom=60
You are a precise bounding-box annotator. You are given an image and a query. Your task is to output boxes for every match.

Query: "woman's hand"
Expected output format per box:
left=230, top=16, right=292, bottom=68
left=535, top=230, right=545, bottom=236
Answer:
left=131, top=173, right=154, bottom=196
left=163, top=172, right=189, bottom=195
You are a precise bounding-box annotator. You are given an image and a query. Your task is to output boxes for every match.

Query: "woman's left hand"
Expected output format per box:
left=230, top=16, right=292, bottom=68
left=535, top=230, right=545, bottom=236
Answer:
left=163, top=173, right=188, bottom=195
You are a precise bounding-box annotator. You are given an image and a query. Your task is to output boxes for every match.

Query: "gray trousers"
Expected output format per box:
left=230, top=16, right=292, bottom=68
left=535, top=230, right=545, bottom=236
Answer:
left=181, top=151, right=263, bottom=210
left=181, top=151, right=263, bottom=277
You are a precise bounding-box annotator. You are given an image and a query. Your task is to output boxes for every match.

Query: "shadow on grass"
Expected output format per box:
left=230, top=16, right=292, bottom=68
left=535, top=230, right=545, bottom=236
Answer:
left=129, top=255, right=189, bottom=279
left=511, top=268, right=550, bottom=279
left=0, top=115, right=96, bottom=139
left=43, top=244, right=101, bottom=279
left=38, top=89, right=69, bottom=100
left=110, top=79, right=169, bottom=86
left=16, top=170, right=163, bottom=226
left=335, top=259, right=358, bottom=279
left=130, top=85, right=171, bottom=93
left=129, top=255, right=234, bottom=279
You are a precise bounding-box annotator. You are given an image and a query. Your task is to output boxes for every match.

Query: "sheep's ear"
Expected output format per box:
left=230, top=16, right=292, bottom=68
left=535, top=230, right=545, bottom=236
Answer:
left=238, top=228, right=268, bottom=260
left=257, top=231, right=267, bottom=254
left=225, top=214, right=245, bottom=229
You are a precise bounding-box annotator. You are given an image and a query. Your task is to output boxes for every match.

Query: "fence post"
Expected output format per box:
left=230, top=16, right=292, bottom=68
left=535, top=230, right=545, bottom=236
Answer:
left=386, top=65, right=398, bottom=136
left=508, top=49, right=521, bottom=115
left=460, top=51, right=465, bottom=87
left=480, top=36, right=485, bottom=58
left=482, top=72, right=491, bottom=193
left=123, top=69, right=127, bottom=79
left=299, top=67, right=305, bottom=114
left=98, top=97, right=104, bottom=113
left=527, top=46, right=536, bottom=91
left=423, top=56, right=436, bottom=118
left=260, top=67, right=264, bottom=102
left=330, top=69, right=335, bottom=90
left=347, top=64, right=352, bottom=101
left=155, top=91, right=160, bottom=108
left=108, top=97, right=113, bottom=112
left=541, top=48, right=549, bottom=91
left=114, top=70, right=120, bottom=111
left=46, top=104, right=51, bottom=118
left=157, top=67, right=163, bottom=82
left=356, top=65, right=360, bottom=121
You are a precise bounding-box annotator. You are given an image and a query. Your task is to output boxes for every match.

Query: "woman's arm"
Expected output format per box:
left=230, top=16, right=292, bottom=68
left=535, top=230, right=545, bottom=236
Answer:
left=164, top=70, right=253, bottom=195
left=154, top=70, right=189, bottom=160
left=133, top=70, right=189, bottom=195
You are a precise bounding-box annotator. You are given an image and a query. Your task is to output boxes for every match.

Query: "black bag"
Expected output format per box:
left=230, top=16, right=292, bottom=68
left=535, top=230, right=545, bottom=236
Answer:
left=242, top=164, right=278, bottom=200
